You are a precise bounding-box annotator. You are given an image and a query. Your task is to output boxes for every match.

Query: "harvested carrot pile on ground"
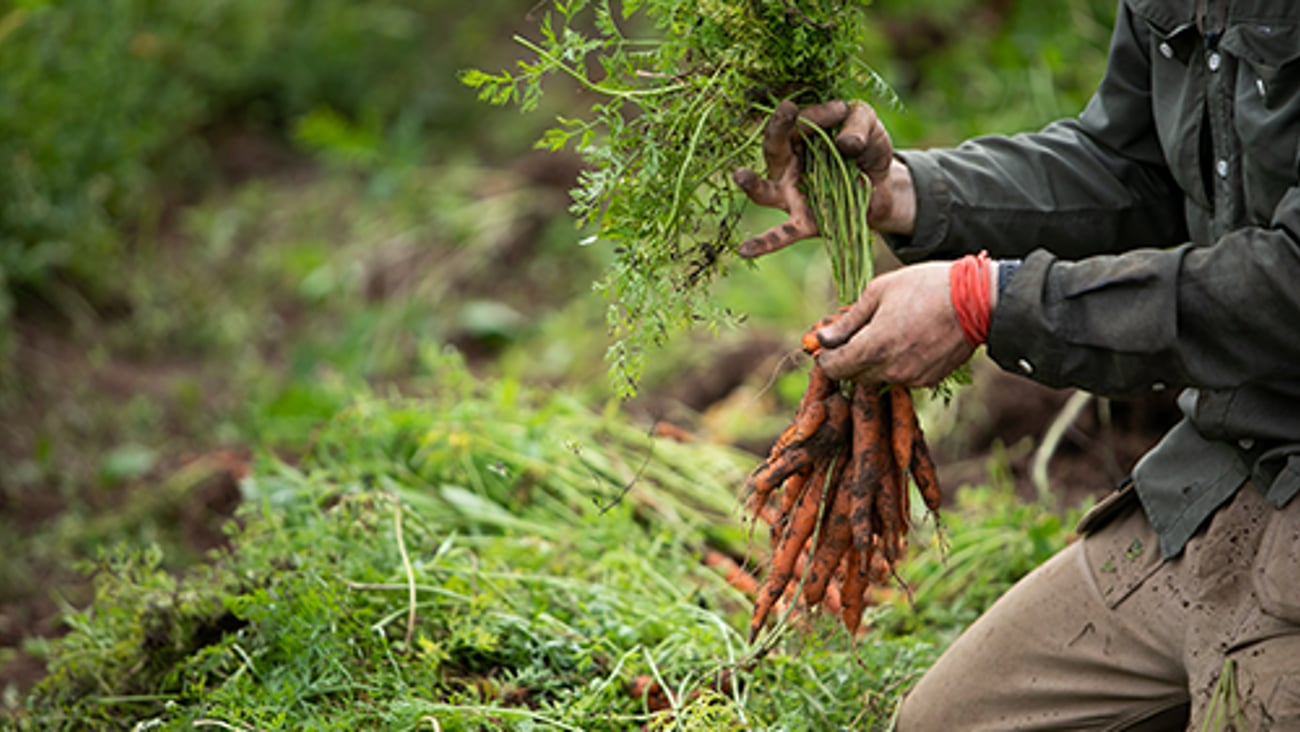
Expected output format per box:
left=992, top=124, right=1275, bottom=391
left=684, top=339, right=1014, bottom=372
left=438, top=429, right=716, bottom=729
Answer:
left=744, top=310, right=941, bottom=641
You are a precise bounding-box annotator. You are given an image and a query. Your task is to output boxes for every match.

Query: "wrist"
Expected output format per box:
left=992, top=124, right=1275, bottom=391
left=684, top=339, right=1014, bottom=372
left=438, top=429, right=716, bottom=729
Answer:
left=989, top=260, right=1000, bottom=310
left=871, top=158, right=917, bottom=235
left=992, top=259, right=1021, bottom=312
left=949, top=251, right=993, bottom=347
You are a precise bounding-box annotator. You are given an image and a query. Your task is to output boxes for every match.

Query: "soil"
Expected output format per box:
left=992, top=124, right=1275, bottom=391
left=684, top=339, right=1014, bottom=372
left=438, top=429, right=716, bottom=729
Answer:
left=0, top=126, right=301, bottom=699
left=944, top=362, right=1180, bottom=509
left=0, top=320, right=252, bottom=695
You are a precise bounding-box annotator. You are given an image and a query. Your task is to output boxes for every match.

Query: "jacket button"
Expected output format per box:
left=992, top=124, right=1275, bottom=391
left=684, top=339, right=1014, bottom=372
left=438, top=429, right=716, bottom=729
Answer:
left=1152, top=382, right=1167, bottom=392
left=1208, top=52, right=1222, bottom=71
left=1158, top=41, right=1174, bottom=59
left=1016, top=358, right=1034, bottom=375
left=1216, top=158, right=1229, bottom=178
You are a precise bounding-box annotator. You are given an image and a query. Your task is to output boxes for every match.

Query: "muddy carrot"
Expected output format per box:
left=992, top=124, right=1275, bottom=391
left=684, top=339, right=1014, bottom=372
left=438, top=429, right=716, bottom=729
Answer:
left=839, top=545, right=872, bottom=635
left=797, top=363, right=835, bottom=414
left=821, top=558, right=846, bottom=617
left=801, top=462, right=852, bottom=607
left=766, top=397, right=828, bottom=461
left=875, top=444, right=904, bottom=564
left=801, top=306, right=850, bottom=355
left=765, top=470, right=809, bottom=553
left=888, top=384, right=915, bottom=489
left=911, top=439, right=941, bottom=515
left=751, top=461, right=828, bottom=640
left=848, top=383, right=885, bottom=555
left=777, top=470, right=810, bottom=519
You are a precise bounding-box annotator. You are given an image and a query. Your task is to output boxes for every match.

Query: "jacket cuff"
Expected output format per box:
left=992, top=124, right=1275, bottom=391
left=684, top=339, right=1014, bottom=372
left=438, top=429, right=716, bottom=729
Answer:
left=986, top=250, right=1068, bottom=385
left=880, top=151, right=953, bottom=263
left=986, top=245, right=1192, bottom=395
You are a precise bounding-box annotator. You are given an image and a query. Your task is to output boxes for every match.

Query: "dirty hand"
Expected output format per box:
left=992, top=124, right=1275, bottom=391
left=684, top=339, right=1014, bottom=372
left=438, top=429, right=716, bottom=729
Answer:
left=813, top=262, right=978, bottom=387
left=732, top=99, right=908, bottom=258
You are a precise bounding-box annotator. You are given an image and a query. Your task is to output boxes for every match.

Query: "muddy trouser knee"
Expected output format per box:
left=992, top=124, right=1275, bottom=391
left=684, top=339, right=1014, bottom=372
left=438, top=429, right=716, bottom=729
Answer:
left=894, top=483, right=1300, bottom=731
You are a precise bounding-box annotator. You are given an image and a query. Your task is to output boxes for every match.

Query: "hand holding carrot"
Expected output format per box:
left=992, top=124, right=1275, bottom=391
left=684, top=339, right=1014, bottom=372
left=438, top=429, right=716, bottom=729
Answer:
left=744, top=310, right=945, bottom=640
left=814, top=262, right=979, bottom=387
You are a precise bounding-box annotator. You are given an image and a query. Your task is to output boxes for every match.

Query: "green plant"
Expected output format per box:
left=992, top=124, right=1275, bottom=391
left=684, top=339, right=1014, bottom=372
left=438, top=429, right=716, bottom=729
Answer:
left=18, top=357, right=942, bottom=730
left=0, top=0, right=541, bottom=362
left=464, top=0, right=890, bottom=396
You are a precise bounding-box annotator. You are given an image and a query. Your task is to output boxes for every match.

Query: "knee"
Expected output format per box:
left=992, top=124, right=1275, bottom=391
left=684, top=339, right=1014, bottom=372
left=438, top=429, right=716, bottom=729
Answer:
left=893, top=682, right=948, bottom=731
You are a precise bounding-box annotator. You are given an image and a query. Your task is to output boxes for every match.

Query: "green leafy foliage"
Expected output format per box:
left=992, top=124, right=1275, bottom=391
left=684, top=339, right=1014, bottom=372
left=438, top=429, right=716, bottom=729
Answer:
left=12, top=364, right=852, bottom=728
left=19, top=360, right=980, bottom=730
left=0, top=0, right=533, bottom=369
left=464, top=0, right=886, bottom=396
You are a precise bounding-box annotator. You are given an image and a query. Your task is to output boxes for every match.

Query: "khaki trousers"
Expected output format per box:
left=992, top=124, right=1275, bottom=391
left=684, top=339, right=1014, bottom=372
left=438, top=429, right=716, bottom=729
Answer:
left=896, top=483, right=1300, bottom=731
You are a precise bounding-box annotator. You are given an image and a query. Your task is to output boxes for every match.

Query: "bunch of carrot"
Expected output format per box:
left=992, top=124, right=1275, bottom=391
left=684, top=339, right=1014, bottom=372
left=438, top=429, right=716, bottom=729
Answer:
left=743, top=310, right=941, bottom=641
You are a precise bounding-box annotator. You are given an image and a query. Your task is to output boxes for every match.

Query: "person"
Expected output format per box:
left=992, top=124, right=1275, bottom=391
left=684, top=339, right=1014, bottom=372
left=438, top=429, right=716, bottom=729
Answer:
left=732, top=0, right=1300, bottom=728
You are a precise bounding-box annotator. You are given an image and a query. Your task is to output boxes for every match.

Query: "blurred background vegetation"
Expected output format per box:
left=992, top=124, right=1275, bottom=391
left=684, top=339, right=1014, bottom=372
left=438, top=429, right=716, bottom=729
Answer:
left=1, top=0, right=1152, bottom=727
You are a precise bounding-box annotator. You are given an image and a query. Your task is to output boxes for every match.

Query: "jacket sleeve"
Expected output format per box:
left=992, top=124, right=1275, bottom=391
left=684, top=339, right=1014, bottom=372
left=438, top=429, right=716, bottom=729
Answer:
left=883, top=0, right=1188, bottom=263
left=878, top=2, right=1300, bottom=397
left=989, top=192, right=1300, bottom=398
left=881, top=1, right=1300, bottom=398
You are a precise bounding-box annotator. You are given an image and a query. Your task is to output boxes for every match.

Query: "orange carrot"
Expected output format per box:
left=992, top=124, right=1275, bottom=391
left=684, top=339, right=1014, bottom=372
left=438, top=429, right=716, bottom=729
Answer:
left=801, top=305, right=852, bottom=354
left=652, top=421, right=694, bottom=443
left=801, top=460, right=852, bottom=607
left=766, top=396, right=827, bottom=461
left=798, top=363, right=835, bottom=415
left=751, top=460, right=828, bottom=641
left=848, top=383, right=885, bottom=556
left=821, top=557, right=846, bottom=617
left=839, top=545, right=872, bottom=635
left=704, top=549, right=760, bottom=596
left=907, top=417, right=942, bottom=516
left=759, top=367, right=833, bottom=469
left=888, top=384, right=915, bottom=490
left=749, top=392, right=851, bottom=493
left=889, top=383, right=944, bottom=518
left=875, top=444, right=904, bottom=564
left=777, top=470, right=810, bottom=520
left=765, top=471, right=808, bottom=553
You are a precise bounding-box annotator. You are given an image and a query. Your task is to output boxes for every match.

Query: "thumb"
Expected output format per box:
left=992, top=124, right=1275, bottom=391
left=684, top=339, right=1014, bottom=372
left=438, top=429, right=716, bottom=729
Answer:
left=816, top=285, right=880, bottom=350
left=835, top=101, right=893, bottom=185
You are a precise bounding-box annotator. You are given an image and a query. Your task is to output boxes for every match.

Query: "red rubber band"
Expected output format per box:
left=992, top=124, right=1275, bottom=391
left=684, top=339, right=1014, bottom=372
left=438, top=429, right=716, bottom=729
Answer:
left=950, top=251, right=992, bottom=347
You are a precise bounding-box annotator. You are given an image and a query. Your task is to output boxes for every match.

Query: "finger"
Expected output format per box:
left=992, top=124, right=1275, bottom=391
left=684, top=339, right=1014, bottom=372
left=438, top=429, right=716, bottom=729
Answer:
left=738, top=172, right=819, bottom=257
left=737, top=210, right=818, bottom=258
left=835, top=102, right=894, bottom=184
left=761, top=100, right=800, bottom=175
left=794, top=100, right=850, bottom=136
left=818, top=328, right=881, bottom=382
left=816, top=284, right=881, bottom=350
left=733, top=167, right=788, bottom=209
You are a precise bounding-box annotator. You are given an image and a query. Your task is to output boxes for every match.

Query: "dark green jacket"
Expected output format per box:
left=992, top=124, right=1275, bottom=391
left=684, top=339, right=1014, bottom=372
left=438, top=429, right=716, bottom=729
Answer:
left=887, top=0, right=1300, bottom=558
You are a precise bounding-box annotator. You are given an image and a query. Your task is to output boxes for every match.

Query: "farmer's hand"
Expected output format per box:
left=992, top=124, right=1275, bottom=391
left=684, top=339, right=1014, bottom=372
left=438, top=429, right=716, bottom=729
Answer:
left=814, top=262, right=985, bottom=387
left=733, top=99, right=915, bottom=258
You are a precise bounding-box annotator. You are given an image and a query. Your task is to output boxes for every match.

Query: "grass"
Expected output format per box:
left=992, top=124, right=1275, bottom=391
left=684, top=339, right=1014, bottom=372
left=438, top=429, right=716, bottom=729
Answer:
left=15, top=355, right=1079, bottom=730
